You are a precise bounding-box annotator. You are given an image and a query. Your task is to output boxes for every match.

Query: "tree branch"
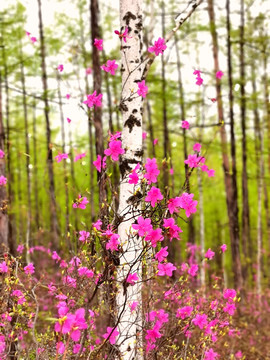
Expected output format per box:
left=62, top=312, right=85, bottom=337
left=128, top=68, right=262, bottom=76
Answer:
left=142, top=0, right=204, bottom=79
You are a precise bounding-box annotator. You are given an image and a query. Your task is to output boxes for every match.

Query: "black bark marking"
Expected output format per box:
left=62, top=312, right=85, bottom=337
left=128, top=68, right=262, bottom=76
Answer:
left=122, top=45, right=131, bottom=50
left=124, top=114, right=141, bottom=133
left=136, top=15, right=143, bottom=30
left=132, top=109, right=138, bottom=114
left=119, top=101, right=128, bottom=112
left=123, top=12, right=136, bottom=26
left=134, top=149, right=144, bottom=157
left=120, top=158, right=139, bottom=176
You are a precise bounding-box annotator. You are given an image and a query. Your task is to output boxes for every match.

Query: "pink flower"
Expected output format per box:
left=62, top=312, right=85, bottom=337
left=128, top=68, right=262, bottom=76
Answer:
left=0, top=176, right=7, bottom=186
left=79, top=231, right=90, bottom=242
left=235, top=351, right=243, bottom=359
left=66, top=94, right=70, bottom=99
left=193, top=70, right=201, bottom=76
left=93, top=219, right=102, bottom=230
left=207, top=169, right=215, bottom=177
left=74, top=153, right=86, bottom=162
left=30, top=36, right=37, bottom=43
left=106, top=234, right=120, bottom=251
left=145, top=228, right=164, bottom=248
left=114, top=27, right=131, bottom=43
left=142, top=132, right=147, bottom=140
left=145, top=186, right=163, bottom=207
left=181, top=120, right=190, bottom=129
left=137, top=80, right=148, bottom=98
left=55, top=153, right=68, bottom=163
left=205, top=248, right=215, bottom=260
left=58, top=64, right=64, bottom=72
left=155, top=247, right=168, bottom=262
left=205, top=348, right=219, bottom=360
left=220, top=244, right=227, bottom=253
left=153, top=138, right=158, bottom=145
left=192, top=313, right=208, bottom=329
left=56, top=342, right=65, bottom=354
left=0, top=261, right=8, bottom=273
left=132, top=216, right=152, bottom=237
left=223, top=289, right=236, bottom=300
left=83, top=91, right=103, bottom=108
left=129, top=301, right=138, bottom=312
left=55, top=308, right=87, bottom=342
left=145, top=322, right=162, bottom=343
left=0, top=149, right=5, bottom=158
left=170, top=168, right=174, bottom=175
left=196, top=76, right=203, bottom=86
left=223, top=302, right=236, bottom=316
left=93, top=155, right=106, bottom=172
left=103, top=327, right=119, bottom=345
left=86, top=67, right=92, bottom=75
left=157, top=262, right=176, bottom=277
left=188, top=263, right=198, bottom=277
left=17, top=244, right=24, bottom=254
left=201, top=164, right=208, bottom=172
left=163, top=218, right=182, bottom=241
left=94, top=38, right=103, bottom=51
left=176, top=306, right=193, bottom=319
left=216, top=71, right=224, bottom=79
left=24, top=263, right=35, bottom=275
left=73, top=195, right=89, bottom=210
left=129, top=163, right=140, bottom=185
left=144, top=158, right=160, bottom=184
left=167, top=197, right=182, bottom=214
left=193, top=143, right=201, bottom=152
left=67, top=117, right=71, bottom=123
left=178, top=193, right=197, bottom=218
left=109, top=131, right=121, bottom=141
left=148, top=37, right=167, bottom=56
left=100, top=60, right=118, bottom=75
left=126, top=272, right=139, bottom=285
left=78, top=267, right=94, bottom=278
left=104, top=140, right=125, bottom=161
left=184, top=154, right=205, bottom=168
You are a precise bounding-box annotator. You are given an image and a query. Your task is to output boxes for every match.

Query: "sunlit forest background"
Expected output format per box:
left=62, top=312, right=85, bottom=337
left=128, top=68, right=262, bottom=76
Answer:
left=0, top=0, right=270, bottom=358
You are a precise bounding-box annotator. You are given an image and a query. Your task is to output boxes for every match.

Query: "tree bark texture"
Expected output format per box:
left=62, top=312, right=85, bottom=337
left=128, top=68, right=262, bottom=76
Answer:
left=117, top=1, right=144, bottom=358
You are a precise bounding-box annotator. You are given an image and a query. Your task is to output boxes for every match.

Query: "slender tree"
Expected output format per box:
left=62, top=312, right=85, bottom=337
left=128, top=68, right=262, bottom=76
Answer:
left=239, top=0, right=250, bottom=281
left=0, top=71, right=8, bottom=251
left=207, top=0, right=243, bottom=290
left=90, top=0, right=107, bottom=224
left=175, top=36, right=195, bottom=246
left=19, top=39, right=31, bottom=260
left=37, top=0, right=59, bottom=245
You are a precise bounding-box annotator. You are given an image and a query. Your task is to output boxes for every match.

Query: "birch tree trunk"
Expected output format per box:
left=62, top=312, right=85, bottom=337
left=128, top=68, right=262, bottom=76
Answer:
left=117, top=1, right=143, bottom=358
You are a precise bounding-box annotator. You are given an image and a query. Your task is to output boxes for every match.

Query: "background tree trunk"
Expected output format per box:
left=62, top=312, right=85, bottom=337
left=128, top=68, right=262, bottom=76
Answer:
left=207, top=0, right=243, bottom=290
left=90, top=0, right=107, bottom=224
left=0, top=72, right=8, bottom=251
left=240, top=0, right=250, bottom=282
left=37, top=0, right=59, bottom=247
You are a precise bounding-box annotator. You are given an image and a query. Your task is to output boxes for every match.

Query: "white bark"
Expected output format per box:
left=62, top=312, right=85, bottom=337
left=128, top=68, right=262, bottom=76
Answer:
left=117, top=1, right=144, bottom=359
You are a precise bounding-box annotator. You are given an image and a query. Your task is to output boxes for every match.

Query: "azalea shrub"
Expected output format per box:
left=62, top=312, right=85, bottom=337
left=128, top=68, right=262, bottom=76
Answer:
left=1, top=138, right=267, bottom=359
